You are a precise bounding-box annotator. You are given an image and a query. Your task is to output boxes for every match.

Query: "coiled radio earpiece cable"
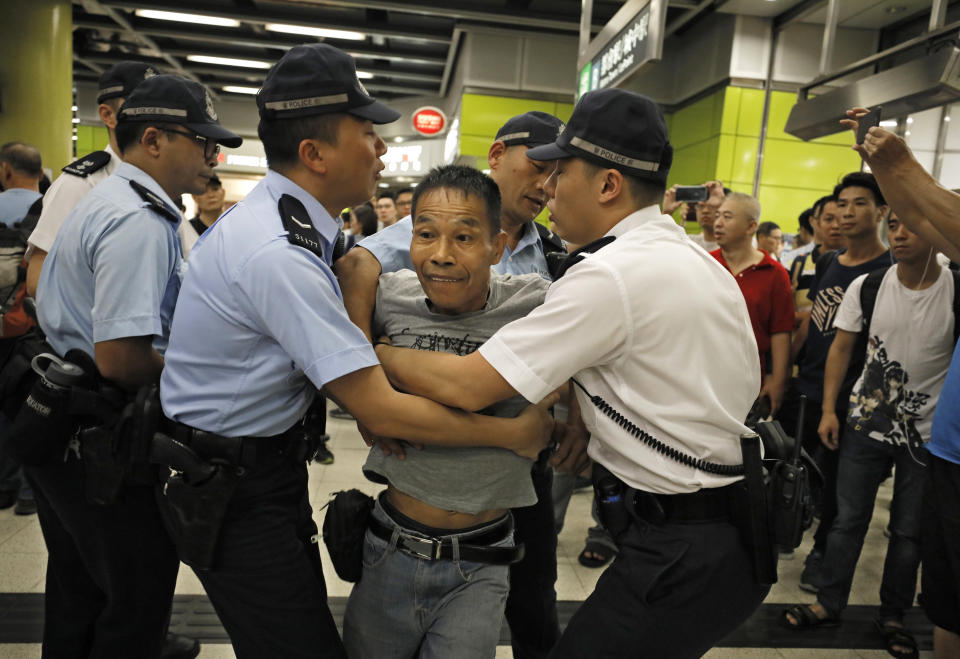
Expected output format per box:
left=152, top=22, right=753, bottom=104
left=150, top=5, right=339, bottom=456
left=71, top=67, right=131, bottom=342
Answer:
left=572, top=379, right=745, bottom=477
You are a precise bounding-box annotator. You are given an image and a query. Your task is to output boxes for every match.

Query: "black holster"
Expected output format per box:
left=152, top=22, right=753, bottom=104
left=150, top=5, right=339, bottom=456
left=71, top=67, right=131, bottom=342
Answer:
left=160, top=465, right=239, bottom=571
left=80, top=424, right=128, bottom=506
left=735, top=434, right=778, bottom=586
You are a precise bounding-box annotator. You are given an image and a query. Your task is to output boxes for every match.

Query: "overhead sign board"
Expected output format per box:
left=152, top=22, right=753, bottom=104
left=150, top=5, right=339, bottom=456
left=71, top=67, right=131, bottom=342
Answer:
left=412, top=106, right=447, bottom=136
left=577, top=0, right=667, bottom=98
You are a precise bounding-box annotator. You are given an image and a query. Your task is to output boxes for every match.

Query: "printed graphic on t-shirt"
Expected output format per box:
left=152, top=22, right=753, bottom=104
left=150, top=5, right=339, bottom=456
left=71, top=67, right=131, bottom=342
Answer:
left=392, top=328, right=483, bottom=355
left=849, top=336, right=927, bottom=449
left=810, top=285, right=846, bottom=334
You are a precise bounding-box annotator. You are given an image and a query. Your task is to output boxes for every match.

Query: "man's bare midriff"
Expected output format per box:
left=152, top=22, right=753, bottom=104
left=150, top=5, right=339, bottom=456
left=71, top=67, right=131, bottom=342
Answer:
left=386, top=485, right=506, bottom=530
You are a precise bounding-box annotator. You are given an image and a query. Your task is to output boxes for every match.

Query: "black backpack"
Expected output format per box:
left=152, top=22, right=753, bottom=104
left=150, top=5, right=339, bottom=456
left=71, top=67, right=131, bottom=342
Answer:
left=859, top=266, right=960, bottom=345
left=0, top=197, right=41, bottom=309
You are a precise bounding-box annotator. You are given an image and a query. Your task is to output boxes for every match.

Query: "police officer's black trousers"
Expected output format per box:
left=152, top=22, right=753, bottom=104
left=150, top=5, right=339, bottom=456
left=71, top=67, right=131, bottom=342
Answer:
left=506, top=462, right=560, bottom=659
left=178, top=452, right=346, bottom=659
left=26, top=456, right=179, bottom=659
left=549, top=516, right=769, bottom=659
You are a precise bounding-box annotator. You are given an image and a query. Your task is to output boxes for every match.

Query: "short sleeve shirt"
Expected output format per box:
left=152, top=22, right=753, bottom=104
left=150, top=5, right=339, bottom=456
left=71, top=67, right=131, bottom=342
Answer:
left=160, top=170, right=377, bottom=437
left=711, top=249, right=794, bottom=376
left=795, top=249, right=893, bottom=402
left=359, top=215, right=553, bottom=279
left=363, top=270, right=549, bottom=514
left=35, top=162, right=183, bottom=358
left=27, top=145, right=119, bottom=259
left=479, top=205, right=761, bottom=494
left=835, top=267, right=955, bottom=447
left=0, top=188, right=41, bottom=226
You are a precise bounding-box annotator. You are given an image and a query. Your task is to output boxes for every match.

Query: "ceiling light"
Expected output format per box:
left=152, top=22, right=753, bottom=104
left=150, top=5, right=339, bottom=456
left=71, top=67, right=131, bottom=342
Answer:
left=187, top=55, right=271, bottom=69
left=946, top=116, right=952, bottom=122
left=71, top=105, right=78, bottom=111
left=357, top=71, right=374, bottom=79
left=265, top=23, right=365, bottom=41
left=135, top=10, right=240, bottom=28
left=378, top=182, right=389, bottom=188
left=393, top=136, right=404, bottom=143
left=907, top=117, right=914, bottom=124
left=879, top=120, right=898, bottom=127
left=72, top=117, right=80, bottom=124
left=222, top=85, right=260, bottom=94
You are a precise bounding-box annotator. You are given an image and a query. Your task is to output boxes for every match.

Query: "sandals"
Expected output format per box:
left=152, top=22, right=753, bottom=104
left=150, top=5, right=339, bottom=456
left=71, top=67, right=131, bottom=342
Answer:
left=874, top=619, right=918, bottom=659
left=577, top=539, right=617, bottom=568
left=780, top=604, right=839, bottom=630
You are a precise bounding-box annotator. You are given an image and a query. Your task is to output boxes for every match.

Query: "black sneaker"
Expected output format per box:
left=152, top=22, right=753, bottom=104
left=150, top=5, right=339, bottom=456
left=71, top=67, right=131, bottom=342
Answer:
left=161, top=632, right=200, bottom=659
left=13, top=498, right=36, bottom=516
left=799, top=549, right=824, bottom=594
left=315, top=440, right=335, bottom=465
left=0, top=490, right=17, bottom=510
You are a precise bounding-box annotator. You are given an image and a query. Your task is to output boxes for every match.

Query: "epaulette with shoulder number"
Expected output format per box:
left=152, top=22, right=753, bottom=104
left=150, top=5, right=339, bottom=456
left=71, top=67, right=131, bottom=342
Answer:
left=535, top=221, right=566, bottom=255
left=279, top=194, right=327, bottom=261
left=128, top=180, right=180, bottom=224
left=62, top=150, right=111, bottom=178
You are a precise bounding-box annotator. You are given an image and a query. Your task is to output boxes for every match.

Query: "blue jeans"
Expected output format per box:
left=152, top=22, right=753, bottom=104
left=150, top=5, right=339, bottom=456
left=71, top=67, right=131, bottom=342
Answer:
left=343, top=501, right=512, bottom=659
left=817, top=425, right=927, bottom=621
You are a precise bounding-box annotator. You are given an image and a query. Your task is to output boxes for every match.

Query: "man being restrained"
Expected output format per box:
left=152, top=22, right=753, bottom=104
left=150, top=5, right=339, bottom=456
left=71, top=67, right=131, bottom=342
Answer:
left=342, top=165, right=551, bottom=659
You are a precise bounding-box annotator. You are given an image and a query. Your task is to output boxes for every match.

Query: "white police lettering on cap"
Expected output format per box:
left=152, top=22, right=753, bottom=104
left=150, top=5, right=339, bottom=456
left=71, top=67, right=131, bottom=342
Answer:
left=144, top=67, right=157, bottom=78
left=205, top=90, right=217, bottom=121
left=569, top=136, right=659, bottom=172
left=264, top=94, right=350, bottom=112
left=122, top=106, right=189, bottom=118
left=98, top=85, right=125, bottom=96
left=498, top=131, right=530, bottom=143
left=557, top=123, right=566, bottom=138
left=356, top=75, right=370, bottom=97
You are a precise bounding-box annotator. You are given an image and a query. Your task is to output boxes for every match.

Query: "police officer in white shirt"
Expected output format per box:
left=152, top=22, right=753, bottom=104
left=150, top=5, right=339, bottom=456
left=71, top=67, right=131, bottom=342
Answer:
left=374, top=88, right=770, bottom=657
left=25, top=61, right=157, bottom=297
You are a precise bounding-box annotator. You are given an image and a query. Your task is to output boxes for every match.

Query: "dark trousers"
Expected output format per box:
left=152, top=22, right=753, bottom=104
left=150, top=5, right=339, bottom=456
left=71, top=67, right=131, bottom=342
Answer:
left=550, top=516, right=769, bottom=658
left=172, top=454, right=345, bottom=659
left=817, top=427, right=926, bottom=621
left=26, top=457, right=179, bottom=659
left=776, top=383, right=846, bottom=553
left=506, top=463, right=560, bottom=659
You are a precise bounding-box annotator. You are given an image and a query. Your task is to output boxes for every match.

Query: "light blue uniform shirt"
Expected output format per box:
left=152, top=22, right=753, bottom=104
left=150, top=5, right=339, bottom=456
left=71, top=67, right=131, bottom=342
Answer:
left=36, top=162, right=182, bottom=358
left=0, top=188, right=41, bottom=225
left=160, top=169, right=377, bottom=437
left=359, top=215, right=553, bottom=279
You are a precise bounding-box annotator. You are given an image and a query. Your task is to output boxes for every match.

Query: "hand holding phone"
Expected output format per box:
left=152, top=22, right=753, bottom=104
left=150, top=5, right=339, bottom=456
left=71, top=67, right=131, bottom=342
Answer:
left=674, top=185, right=709, bottom=203
left=856, top=106, right=882, bottom=145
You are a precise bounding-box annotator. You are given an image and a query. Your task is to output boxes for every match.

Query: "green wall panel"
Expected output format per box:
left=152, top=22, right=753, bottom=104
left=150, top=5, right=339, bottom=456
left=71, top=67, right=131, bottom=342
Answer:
left=720, top=87, right=741, bottom=136
left=735, top=89, right=765, bottom=138
left=75, top=125, right=108, bottom=158
left=757, top=185, right=826, bottom=232
left=670, top=89, right=725, bottom=150
left=760, top=139, right=860, bottom=190
left=730, top=136, right=759, bottom=185
left=667, top=137, right=720, bottom=189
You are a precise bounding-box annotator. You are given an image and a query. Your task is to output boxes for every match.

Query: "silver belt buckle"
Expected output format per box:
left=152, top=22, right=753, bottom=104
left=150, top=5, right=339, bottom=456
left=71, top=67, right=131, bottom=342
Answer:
left=400, top=533, right=441, bottom=560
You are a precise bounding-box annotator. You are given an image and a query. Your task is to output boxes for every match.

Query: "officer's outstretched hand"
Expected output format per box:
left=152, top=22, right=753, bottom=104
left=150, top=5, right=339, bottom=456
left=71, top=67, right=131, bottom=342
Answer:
left=357, top=421, right=420, bottom=461
left=511, top=393, right=559, bottom=461
left=549, top=388, right=591, bottom=475
left=818, top=410, right=840, bottom=451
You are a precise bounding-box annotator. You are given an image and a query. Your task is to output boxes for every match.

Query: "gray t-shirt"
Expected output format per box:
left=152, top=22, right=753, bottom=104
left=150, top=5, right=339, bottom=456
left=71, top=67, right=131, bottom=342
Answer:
left=364, top=269, right=550, bottom=514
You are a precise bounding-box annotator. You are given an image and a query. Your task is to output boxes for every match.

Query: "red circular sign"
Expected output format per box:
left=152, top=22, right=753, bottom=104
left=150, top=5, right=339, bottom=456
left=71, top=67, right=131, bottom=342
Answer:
left=412, top=107, right=446, bottom=136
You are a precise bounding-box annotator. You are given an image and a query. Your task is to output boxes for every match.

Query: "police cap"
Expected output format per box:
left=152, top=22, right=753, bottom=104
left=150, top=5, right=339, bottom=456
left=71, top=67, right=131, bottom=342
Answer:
left=495, top=111, right=564, bottom=148
left=118, top=75, right=242, bottom=148
left=257, top=44, right=400, bottom=124
left=97, top=61, right=159, bottom=104
left=526, top=89, right=672, bottom=183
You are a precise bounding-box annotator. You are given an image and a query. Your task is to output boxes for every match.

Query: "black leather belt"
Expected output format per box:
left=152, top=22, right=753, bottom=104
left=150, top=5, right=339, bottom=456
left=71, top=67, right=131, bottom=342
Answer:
left=367, top=514, right=524, bottom=565
left=629, top=482, right=741, bottom=525
left=159, top=417, right=319, bottom=469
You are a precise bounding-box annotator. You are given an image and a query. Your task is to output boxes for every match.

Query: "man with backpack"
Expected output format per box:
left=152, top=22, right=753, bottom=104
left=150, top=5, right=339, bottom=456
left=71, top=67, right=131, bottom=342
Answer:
left=781, top=211, right=956, bottom=659
left=776, top=172, right=892, bottom=591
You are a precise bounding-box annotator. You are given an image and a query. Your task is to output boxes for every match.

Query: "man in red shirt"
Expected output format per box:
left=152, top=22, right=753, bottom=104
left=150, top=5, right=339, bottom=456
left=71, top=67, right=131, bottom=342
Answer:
left=712, top=192, right=794, bottom=413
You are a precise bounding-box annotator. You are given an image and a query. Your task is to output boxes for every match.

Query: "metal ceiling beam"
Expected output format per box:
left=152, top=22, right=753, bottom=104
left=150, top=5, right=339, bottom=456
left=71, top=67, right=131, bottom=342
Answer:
left=293, top=0, right=606, bottom=32
left=665, top=0, right=730, bottom=38
left=773, top=0, right=824, bottom=32
left=97, top=0, right=453, bottom=44
left=89, top=2, right=216, bottom=97
left=73, top=55, right=105, bottom=74
left=73, top=17, right=449, bottom=66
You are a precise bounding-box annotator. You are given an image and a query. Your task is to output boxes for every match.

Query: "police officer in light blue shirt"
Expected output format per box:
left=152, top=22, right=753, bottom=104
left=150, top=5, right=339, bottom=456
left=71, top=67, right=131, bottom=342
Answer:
left=0, top=142, right=43, bottom=226
left=27, top=74, right=240, bottom=659
left=158, top=43, right=555, bottom=659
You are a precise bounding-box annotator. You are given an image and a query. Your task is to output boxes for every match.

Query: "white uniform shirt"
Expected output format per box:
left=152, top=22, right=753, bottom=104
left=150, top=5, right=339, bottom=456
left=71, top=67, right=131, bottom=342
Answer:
left=480, top=205, right=761, bottom=494
left=27, top=145, right=120, bottom=259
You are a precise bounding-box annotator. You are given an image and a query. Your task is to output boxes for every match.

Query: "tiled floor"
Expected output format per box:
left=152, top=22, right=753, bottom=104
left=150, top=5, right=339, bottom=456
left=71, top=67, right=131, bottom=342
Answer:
left=0, top=413, right=933, bottom=657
